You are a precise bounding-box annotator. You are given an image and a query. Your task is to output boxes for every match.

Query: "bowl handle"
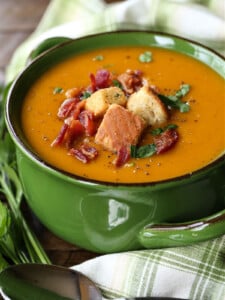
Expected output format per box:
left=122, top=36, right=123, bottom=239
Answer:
left=28, top=37, right=73, bottom=61
left=138, top=208, right=225, bottom=248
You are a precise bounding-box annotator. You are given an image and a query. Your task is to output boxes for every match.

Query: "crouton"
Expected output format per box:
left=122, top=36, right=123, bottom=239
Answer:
left=127, top=86, right=168, bottom=126
left=85, top=86, right=126, bottom=118
left=95, top=103, right=146, bottom=152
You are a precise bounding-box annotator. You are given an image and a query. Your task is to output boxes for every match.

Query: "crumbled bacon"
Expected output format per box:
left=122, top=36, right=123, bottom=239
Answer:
left=51, top=123, right=69, bottom=147
left=78, top=110, right=96, bottom=136
left=57, top=98, right=79, bottom=119
left=72, top=99, right=86, bottom=120
left=117, top=70, right=143, bottom=94
left=53, top=97, right=94, bottom=150
left=80, top=144, right=98, bottom=159
left=69, top=144, right=98, bottom=163
left=89, top=69, right=111, bottom=92
left=95, top=69, right=111, bottom=89
left=65, top=119, right=85, bottom=148
left=69, top=147, right=89, bottom=163
left=90, top=73, right=96, bottom=92
left=115, top=146, right=130, bottom=167
left=154, top=129, right=179, bottom=154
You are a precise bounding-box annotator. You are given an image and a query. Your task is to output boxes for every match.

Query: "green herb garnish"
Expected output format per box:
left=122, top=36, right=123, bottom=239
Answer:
left=131, top=124, right=178, bottom=158
left=139, top=51, right=152, bottom=63
left=0, top=85, right=50, bottom=270
left=93, top=55, right=104, bottom=61
left=53, top=87, right=63, bottom=94
left=151, top=128, right=163, bottom=136
left=151, top=124, right=178, bottom=136
left=158, top=84, right=190, bottom=112
left=112, top=79, right=122, bottom=89
left=81, top=91, right=92, bottom=99
left=130, top=143, right=156, bottom=158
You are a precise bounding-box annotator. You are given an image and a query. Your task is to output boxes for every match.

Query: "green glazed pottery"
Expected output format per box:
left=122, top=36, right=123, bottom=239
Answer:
left=5, top=31, right=225, bottom=253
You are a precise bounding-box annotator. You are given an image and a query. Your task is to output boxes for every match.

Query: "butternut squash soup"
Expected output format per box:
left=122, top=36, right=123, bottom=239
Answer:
left=21, top=46, right=225, bottom=183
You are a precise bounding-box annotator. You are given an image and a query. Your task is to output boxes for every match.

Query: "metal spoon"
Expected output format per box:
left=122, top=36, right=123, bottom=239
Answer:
left=0, top=264, right=188, bottom=300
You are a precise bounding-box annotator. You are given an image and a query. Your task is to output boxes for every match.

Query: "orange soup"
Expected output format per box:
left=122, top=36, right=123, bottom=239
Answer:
left=21, top=46, right=225, bottom=183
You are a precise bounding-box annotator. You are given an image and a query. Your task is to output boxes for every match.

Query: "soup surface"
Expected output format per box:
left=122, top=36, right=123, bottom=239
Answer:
left=21, top=46, right=225, bottom=183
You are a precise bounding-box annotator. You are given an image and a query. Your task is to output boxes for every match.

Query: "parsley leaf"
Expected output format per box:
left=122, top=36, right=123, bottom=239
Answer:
left=151, top=124, right=178, bottom=136
left=53, top=87, right=63, bottom=94
left=151, top=128, right=163, bottom=136
left=113, top=79, right=122, bottom=89
left=158, top=84, right=190, bottom=113
left=81, top=91, right=92, bottom=99
left=130, top=143, right=156, bottom=158
left=93, top=55, right=104, bottom=61
left=139, top=51, right=152, bottom=63
left=175, top=83, right=190, bottom=98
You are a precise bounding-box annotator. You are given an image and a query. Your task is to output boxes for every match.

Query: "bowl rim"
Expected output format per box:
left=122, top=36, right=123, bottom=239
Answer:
left=5, top=29, right=225, bottom=188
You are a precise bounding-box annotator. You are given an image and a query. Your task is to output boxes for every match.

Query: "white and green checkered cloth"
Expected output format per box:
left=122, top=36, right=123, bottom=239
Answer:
left=6, top=0, right=225, bottom=299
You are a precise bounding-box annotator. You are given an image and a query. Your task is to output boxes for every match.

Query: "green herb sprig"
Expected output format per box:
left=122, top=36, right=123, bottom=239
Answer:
left=93, top=55, right=104, bottom=61
left=131, top=143, right=156, bottom=158
left=139, top=51, right=152, bottom=63
left=112, top=79, right=122, bottom=89
left=151, top=124, right=178, bottom=136
left=53, top=87, right=63, bottom=94
left=131, top=124, right=178, bottom=159
left=0, top=84, right=50, bottom=271
left=80, top=91, right=92, bottom=100
left=158, top=84, right=190, bottom=112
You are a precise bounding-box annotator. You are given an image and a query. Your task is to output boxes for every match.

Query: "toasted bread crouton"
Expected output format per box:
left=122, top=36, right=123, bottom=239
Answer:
left=127, top=86, right=168, bottom=126
left=95, top=103, right=146, bottom=152
left=85, top=86, right=126, bottom=118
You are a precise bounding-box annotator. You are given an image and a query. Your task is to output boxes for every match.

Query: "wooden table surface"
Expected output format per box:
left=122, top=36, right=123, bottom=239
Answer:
left=0, top=0, right=122, bottom=267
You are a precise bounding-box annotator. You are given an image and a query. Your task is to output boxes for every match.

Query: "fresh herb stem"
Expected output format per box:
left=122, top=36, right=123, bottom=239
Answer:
left=0, top=163, right=51, bottom=265
left=0, top=253, right=8, bottom=270
left=22, top=220, right=50, bottom=264
left=0, top=84, right=51, bottom=270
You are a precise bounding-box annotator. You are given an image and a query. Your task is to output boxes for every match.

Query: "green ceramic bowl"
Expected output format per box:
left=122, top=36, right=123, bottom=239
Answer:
left=5, top=31, right=225, bottom=253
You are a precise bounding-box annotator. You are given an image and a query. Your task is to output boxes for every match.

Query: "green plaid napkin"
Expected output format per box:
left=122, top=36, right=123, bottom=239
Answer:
left=73, top=238, right=225, bottom=299
left=6, top=0, right=225, bottom=82
left=6, top=0, right=225, bottom=299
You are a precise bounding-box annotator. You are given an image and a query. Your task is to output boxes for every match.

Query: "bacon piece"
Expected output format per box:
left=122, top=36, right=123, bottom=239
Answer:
left=69, top=144, right=98, bottom=163
left=57, top=97, right=86, bottom=120
left=89, top=69, right=111, bottom=92
left=80, top=144, right=98, bottom=160
left=65, top=119, right=85, bottom=148
left=72, top=100, right=86, bottom=120
left=51, top=123, right=69, bottom=147
left=57, top=98, right=79, bottom=119
left=78, top=110, right=96, bottom=136
left=53, top=100, right=89, bottom=148
left=154, top=129, right=179, bottom=154
left=117, top=70, right=143, bottom=94
left=90, top=73, right=96, bottom=92
left=69, top=148, right=89, bottom=163
left=95, top=69, right=111, bottom=89
left=115, top=146, right=130, bottom=167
